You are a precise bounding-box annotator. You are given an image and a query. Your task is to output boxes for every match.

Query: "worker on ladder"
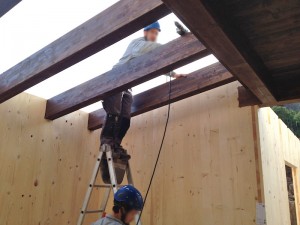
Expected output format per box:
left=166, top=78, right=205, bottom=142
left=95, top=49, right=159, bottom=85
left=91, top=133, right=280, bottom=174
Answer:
left=101, top=21, right=185, bottom=160
left=92, top=185, right=143, bottom=225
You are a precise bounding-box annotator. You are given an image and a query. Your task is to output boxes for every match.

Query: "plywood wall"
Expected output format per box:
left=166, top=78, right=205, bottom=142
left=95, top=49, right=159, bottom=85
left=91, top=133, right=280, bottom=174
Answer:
left=0, top=93, right=101, bottom=225
left=124, top=81, right=259, bottom=225
left=257, top=107, right=300, bottom=225
left=0, top=81, right=260, bottom=225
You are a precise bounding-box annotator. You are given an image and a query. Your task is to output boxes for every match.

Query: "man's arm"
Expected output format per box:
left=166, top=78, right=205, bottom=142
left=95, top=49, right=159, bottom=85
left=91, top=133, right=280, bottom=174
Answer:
left=131, top=38, right=186, bottom=79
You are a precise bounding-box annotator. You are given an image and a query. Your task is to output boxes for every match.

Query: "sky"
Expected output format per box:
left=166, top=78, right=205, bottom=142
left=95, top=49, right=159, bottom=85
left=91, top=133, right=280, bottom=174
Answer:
left=0, top=0, right=218, bottom=112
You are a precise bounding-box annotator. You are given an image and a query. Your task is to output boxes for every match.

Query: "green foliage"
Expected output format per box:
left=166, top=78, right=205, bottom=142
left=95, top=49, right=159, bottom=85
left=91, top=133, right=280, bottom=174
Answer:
left=272, top=106, right=300, bottom=138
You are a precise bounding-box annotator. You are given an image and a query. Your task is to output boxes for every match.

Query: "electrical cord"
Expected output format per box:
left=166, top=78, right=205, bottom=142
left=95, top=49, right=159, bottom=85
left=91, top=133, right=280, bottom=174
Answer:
left=136, top=75, right=172, bottom=225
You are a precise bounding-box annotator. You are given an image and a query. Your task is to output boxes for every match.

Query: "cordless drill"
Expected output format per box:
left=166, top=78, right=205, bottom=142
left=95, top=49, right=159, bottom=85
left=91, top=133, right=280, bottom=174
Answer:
left=175, top=21, right=189, bottom=36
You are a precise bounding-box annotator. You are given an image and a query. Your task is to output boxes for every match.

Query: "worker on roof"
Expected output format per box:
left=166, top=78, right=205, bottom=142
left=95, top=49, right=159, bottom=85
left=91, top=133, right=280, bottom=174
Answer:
left=92, top=185, right=143, bottom=225
left=101, top=21, right=185, bottom=159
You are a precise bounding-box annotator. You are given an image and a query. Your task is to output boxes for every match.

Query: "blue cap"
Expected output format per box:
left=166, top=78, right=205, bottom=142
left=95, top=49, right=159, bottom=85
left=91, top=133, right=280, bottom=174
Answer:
left=144, top=21, right=161, bottom=32
left=114, top=185, right=143, bottom=210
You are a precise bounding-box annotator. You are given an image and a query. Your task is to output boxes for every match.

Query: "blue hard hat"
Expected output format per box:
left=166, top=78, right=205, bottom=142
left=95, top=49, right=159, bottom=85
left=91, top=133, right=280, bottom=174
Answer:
left=144, top=21, right=161, bottom=32
left=114, top=185, right=144, bottom=210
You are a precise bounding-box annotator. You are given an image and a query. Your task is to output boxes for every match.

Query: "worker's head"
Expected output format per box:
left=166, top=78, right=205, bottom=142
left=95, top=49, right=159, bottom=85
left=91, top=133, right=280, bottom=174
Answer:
left=144, top=21, right=161, bottom=42
left=113, top=185, right=143, bottom=224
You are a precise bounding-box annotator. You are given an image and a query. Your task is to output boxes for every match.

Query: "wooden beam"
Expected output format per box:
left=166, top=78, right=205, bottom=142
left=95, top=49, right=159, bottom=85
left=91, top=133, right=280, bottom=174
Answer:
left=88, top=62, right=236, bottom=130
left=238, top=86, right=261, bottom=107
left=238, top=86, right=300, bottom=107
left=0, top=0, right=21, bottom=17
left=0, top=0, right=170, bottom=103
left=45, top=34, right=209, bottom=120
left=161, top=0, right=276, bottom=105
left=273, top=75, right=300, bottom=102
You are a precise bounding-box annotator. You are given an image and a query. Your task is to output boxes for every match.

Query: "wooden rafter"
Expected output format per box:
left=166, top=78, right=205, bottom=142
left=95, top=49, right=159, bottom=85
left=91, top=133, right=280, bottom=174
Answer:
left=88, top=62, right=236, bottom=130
left=45, top=34, right=210, bottom=120
left=0, top=0, right=170, bottom=103
left=162, top=0, right=277, bottom=105
left=238, top=86, right=300, bottom=107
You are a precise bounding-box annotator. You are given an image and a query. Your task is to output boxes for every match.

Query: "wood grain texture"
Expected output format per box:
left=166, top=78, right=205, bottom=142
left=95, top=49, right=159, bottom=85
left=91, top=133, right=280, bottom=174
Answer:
left=222, top=0, right=300, bottom=78
left=0, top=93, right=102, bottom=225
left=238, top=86, right=261, bottom=107
left=123, top=81, right=259, bottom=225
left=273, top=75, right=300, bottom=102
left=238, top=86, right=300, bottom=107
left=0, top=82, right=261, bottom=225
left=162, top=0, right=276, bottom=104
left=0, top=0, right=170, bottom=103
left=192, top=0, right=300, bottom=104
left=257, top=107, right=300, bottom=225
left=0, top=0, right=21, bottom=17
left=45, top=34, right=209, bottom=120
left=88, top=62, right=236, bottom=130
left=1, top=84, right=299, bottom=224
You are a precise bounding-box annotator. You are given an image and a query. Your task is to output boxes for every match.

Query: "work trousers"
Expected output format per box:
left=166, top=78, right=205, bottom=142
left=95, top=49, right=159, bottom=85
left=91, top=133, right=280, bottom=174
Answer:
left=102, top=90, right=133, bottom=119
left=100, top=90, right=133, bottom=145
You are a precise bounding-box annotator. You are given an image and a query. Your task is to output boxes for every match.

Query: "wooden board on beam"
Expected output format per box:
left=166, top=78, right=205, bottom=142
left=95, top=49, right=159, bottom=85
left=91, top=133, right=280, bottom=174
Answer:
left=238, top=86, right=300, bottom=107
left=0, top=0, right=21, bottom=17
left=162, top=0, right=276, bottom=105
left=88, top=62, right=236, bottom=130
left=45, top=34, right=210, bottom=120
left=0, top=0, right=170, bottom=103
left=238, top=86, right=261, bottom=107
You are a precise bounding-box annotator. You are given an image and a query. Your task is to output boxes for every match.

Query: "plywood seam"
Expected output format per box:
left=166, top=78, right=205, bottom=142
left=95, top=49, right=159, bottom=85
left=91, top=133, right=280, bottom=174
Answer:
left=251, top=106, right=265, bottom=203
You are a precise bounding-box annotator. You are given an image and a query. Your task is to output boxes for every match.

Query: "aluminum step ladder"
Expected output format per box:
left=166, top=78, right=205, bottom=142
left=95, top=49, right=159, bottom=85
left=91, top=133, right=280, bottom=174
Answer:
left=77, top=144, right=141, bottom=225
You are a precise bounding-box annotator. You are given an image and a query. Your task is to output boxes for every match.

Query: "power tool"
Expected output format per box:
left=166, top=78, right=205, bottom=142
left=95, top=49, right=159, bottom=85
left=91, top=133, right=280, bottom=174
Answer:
left=175, top=21, right=189, bottom=36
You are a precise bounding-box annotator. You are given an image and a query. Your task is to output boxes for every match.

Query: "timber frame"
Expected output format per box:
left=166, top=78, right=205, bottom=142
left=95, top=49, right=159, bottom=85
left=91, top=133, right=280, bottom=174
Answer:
left=1, top=0, right=300, bottom=130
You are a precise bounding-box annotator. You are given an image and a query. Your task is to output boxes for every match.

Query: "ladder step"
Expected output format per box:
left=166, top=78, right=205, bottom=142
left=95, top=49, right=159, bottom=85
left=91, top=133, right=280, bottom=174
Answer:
left=84, top=209, right=104, bottom=214
left=77, top=144, right=141, bottom=225
left=93, top=184, right=125, bottom=188
left=93, top=184, right=110, bottom=188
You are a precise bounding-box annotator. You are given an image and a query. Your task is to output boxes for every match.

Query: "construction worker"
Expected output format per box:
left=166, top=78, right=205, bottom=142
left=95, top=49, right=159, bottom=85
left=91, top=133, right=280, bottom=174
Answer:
left=101, top=21, right=185, bottom=159
left=92, top=185, right=143, bottom=225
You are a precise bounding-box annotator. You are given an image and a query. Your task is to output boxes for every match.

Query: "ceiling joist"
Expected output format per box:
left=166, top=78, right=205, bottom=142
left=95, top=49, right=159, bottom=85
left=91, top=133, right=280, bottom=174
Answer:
left=88, top=62, right=236, bottom=130
left=162, top=0, right=276, bottom=105
left=45, top=34, right=210, bottom=120
left=238, top=86, right=300, bottom=107
left=0, top=0, right=170, bottom=103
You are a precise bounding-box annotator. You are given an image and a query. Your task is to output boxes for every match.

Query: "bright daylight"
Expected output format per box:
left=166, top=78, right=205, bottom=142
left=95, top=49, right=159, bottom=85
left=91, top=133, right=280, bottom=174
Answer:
left=0, top=0, right=217, bottom=112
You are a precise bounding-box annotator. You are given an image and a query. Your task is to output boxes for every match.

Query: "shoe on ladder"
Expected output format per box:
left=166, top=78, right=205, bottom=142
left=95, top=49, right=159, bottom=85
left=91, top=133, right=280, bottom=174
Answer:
left=113, top=144, right=131, bottom=160
left=99, top=143, right=130, bottom=184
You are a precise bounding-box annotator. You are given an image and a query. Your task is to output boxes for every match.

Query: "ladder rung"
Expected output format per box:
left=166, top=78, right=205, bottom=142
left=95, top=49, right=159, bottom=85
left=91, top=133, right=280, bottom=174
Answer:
left=93, top=184, right=125, bottom=188
left=78, top=144, right=140, bottom=225
left=93, top=184, right=110, bottom=188
left=84, top=209, right=104, bottom=214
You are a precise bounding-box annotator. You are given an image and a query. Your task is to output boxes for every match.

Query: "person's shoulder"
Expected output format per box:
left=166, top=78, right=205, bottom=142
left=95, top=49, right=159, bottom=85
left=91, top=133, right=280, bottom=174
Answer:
left=130, top=37, right=145, bottom=44
left=91, top=217, right=105, bottom=225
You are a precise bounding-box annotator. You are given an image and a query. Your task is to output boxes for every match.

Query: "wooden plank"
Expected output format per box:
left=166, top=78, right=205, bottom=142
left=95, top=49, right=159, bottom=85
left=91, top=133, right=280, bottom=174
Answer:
left=273, top=75, right=300, bottom=102
left=238, top=86, right=300, bottom=107
left=88, top=62, right=236, bottom=130
left=0, top=92, right=104, bottom=225
left=224, top=0, right=300, bottom=77
left=161, top=0, right=276, bottom=104
left=45, top=34, right=209, bottom=120
left=124, top=81, right=259, bottom=224
left=238, top=86, right=261, bottom=107
left=0, top=82, right=260, bottom=225
left=0, top=0, right=170, bottom=103
left=257, top=108, right=300, bottom=225
left=0, top=0, right=21, bottom=17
